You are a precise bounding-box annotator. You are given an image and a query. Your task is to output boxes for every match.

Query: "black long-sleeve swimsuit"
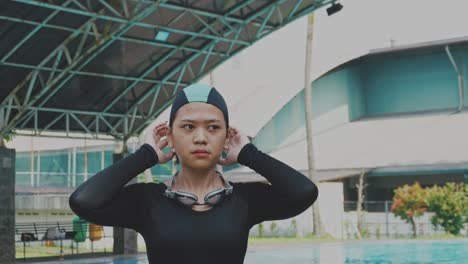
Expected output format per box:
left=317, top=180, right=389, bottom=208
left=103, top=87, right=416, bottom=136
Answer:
left=69, top=143, right=318, bottom=264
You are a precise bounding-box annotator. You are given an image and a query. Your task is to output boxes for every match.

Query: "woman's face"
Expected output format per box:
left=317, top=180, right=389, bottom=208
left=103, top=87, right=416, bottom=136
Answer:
left=167, top=102, right=228, bottom=170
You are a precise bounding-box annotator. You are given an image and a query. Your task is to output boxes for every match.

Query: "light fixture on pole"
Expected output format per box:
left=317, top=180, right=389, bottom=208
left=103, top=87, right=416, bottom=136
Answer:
left=326, top=2, right=343, bottom=16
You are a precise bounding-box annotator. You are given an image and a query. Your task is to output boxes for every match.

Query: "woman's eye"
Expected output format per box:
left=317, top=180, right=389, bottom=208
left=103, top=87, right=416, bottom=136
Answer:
left=181, top=124, right=219, bottom=130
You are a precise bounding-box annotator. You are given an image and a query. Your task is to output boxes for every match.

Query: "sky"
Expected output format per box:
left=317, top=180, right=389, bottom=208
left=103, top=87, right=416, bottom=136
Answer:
left=7, top=0, right=468, bottom=151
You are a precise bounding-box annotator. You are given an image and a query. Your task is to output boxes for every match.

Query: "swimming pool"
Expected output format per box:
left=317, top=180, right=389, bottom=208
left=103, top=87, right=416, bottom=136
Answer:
left=36, top=240, right=467, bottom=263
left=245, top=240, right=467, bottom=263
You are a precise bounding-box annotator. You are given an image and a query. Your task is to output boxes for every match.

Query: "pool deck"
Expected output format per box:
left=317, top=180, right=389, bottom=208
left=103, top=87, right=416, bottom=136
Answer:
left=19, top=239, right=468, bottom=264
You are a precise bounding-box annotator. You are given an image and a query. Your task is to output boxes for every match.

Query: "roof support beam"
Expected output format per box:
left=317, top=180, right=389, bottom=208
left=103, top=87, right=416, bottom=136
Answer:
left=254, top=3, right=278, bottom=39
left=131, top=0, right=275, bottom=29
left=1, top=61, right=190, bottom=86
left=287, top=0, right=307, bottom=20
left=129, top=0, right=334, bottom=136
left=2, top=0, right=334, bottom=138
left=89, top=0, right=269, bottom=135
left=9, top=130, right=116, bottom=140
left=0, top=0, right=74, bottom=64
left=8, top=105, right=145, bottom=139
left=1, top=2, right=167, bottom=135
left=13, top=0, right=251, bottom=46
left=128, top=0, right=291, bottom=137
left=0, top=15, right=229, bottom=57
left=85, top=0, right=267, bottom=133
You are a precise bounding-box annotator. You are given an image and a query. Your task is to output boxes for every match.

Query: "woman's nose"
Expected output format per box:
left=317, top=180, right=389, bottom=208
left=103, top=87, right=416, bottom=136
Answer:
left=193, top=128, right=207, bottom=143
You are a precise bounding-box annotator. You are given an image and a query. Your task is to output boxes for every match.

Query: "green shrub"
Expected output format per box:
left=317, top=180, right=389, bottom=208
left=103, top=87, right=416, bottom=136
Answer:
left=270, top=221, right=278, bottom=237
left=375, top=223, right=381, bottom=239
left=258, top=223, right=264, bottom=238
left=425, top=183, right=467, bottom=235
left=290, top=219, right=297, bottom=237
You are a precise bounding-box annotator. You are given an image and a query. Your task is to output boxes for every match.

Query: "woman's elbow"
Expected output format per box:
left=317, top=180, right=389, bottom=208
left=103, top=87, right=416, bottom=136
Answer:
left=69, top=192, right=81, bottom=214
left=69, top=190, right=93, bottom=216
left=309, top=182, right=319, bottom=204
left=298, top=181, right=319, bottom=207
left=284, top=182, right=319, bottom=218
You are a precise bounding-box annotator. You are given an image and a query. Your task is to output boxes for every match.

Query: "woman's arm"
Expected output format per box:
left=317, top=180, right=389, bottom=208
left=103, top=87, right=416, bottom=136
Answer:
left=237, top=143, right=318, bottom=226
left=68, top=144, right=158, bottom=229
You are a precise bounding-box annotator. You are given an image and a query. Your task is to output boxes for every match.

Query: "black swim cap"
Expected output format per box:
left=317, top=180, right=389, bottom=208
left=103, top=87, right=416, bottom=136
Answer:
left=169, top=83, right=229, bottom=129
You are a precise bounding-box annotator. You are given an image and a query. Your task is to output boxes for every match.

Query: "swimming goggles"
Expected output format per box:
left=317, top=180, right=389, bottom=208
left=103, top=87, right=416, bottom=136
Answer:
left=163, top=171, right=233, bottom=207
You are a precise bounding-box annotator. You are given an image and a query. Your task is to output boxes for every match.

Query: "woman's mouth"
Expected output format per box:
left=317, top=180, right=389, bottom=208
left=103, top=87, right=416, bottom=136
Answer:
left=192, top=150, right=209, bottom=157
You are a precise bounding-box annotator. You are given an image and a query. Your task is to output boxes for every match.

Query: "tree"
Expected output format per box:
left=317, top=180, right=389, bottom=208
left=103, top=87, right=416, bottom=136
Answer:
left=425, top=183, right=467, bottom=235
left=303, top=14, right=324, bottom=236
left=356, top=171, right=368, bottom=239
left=0, top=131, right=15, bottom=148
left=391, top=182, right=427, bottom=237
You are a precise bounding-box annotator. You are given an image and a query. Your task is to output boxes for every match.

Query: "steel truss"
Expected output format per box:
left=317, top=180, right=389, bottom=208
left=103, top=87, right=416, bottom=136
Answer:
left=0, top=0, right=336, bottom=140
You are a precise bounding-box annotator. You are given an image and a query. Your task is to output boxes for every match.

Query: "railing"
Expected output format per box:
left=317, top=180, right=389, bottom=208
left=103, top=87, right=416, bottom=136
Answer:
left=344, top=200, right=393, bottom=212
left=15, top=220, right=111, bottom=261
left=342, top=201, right=457, bottom=239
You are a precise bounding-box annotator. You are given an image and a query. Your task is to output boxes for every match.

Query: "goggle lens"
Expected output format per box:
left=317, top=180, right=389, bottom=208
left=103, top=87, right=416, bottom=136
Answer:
left=205, top=193, right=223, bottom=206
left=176, top=195, right=198, bottom=206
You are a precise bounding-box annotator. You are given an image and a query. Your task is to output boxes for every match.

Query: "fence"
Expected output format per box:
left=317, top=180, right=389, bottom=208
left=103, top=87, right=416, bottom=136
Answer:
left=342, top=201, right=456, bottom=239
left=249, top=201, right=466, bottom=239
left=15, top=220, right=112, bottom=261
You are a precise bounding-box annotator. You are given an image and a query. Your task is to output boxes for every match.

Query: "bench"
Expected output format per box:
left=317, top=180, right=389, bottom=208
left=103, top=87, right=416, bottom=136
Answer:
left=15, top=221, right=86, bottom=260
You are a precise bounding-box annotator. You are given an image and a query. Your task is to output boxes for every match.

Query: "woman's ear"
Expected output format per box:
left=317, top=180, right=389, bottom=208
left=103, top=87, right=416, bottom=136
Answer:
left=166, top=127, right=174, bottom=148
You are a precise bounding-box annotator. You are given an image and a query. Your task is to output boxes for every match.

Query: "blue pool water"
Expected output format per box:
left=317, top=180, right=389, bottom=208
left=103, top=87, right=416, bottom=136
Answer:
left=245, top=240, right=467, bottom=264
left=39, top=240, right=467, bottom=264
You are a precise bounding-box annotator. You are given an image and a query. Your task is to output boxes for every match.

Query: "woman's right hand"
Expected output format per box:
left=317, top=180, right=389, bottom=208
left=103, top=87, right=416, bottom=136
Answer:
left=145, top=121, right=175, bottom=164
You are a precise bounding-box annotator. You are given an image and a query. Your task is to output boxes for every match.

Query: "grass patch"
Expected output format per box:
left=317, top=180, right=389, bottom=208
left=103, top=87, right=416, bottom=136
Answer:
left=15, top=245, right=111, bottom=259
left=248, top=234, right=337, bottom=246
left=341, top=233, right=467, bottom=242
left=248, top=233, right=466, bottom=246
left=394, top=233, right=466, bottom=240
left=17, top=234, right=465, bottom=258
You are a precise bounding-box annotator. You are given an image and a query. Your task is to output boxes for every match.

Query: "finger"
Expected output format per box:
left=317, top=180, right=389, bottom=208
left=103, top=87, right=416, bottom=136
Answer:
left=157, top=120, right=168, bottom=126
left=154, top=121, right=168, bottom=130
left=154, top=125, right=168, bottom=132
left=149, top=129, right=160, bottom=142
left=154, top=126, right=169, bottom=137
left=230, top=128, right=238, bottom=137
left=228, top=128, right=236, bottom=138
left=152, top=129, right=161, bottom=139
left=157, top=139, right=169, bottom=149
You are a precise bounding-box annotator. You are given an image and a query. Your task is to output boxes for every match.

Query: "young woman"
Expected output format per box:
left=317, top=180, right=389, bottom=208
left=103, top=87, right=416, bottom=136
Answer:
left=69, top=83, right=318, bottom=264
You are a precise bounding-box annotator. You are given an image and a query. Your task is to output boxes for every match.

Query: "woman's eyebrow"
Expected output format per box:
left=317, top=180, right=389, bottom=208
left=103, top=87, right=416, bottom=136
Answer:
left=181, top=119, right=221, bottom=123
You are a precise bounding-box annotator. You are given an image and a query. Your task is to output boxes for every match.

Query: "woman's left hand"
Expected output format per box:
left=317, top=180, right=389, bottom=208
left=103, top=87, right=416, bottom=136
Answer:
left=217, top=126, right=251, bottom=166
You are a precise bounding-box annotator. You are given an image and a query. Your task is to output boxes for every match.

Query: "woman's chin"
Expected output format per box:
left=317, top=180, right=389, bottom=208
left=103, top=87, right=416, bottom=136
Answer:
left=185, top=159, right=218, bottom=170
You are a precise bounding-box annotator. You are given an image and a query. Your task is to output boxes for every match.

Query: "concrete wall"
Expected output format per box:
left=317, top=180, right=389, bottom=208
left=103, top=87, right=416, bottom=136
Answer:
left=255, top=65, right=362, bottom=152
left=249, top=182, right=344, bottom=239
left=318, top=182, right=344, bottom=238
left=255, top=46, right=468, bottom=155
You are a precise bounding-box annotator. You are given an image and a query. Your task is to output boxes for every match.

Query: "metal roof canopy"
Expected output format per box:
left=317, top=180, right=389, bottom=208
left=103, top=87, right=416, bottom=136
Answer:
left=0, top=0, right=335, bottom=141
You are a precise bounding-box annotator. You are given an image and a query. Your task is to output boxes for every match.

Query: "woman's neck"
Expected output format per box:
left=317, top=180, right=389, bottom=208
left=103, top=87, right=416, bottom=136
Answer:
left=174, top=167, right=221, bottom=193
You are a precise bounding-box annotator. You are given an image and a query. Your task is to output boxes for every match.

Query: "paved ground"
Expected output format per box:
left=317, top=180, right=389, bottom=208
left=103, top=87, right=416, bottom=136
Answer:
left=22, top=242, right=325, bottom=264
left=21, top=240, right=468, bottom=264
